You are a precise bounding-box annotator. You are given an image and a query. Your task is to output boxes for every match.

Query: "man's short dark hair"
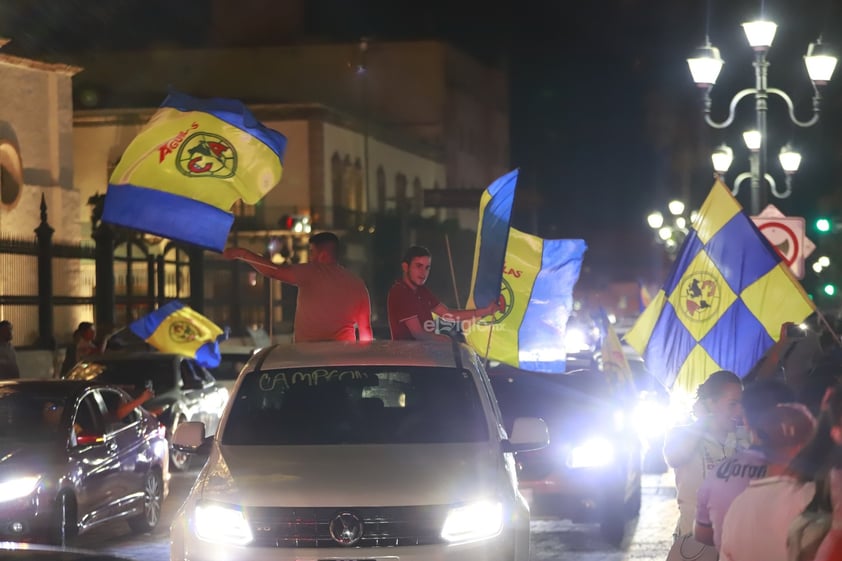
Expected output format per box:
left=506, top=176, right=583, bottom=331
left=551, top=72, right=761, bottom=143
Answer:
left=0, top=320, right=10, bottom=329
left=309, top=232, right=339, bottom=249
left=402, top=245, right=431, bottom=264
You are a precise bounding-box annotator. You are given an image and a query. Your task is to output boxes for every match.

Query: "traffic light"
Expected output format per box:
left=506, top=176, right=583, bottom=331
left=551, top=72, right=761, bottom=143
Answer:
left=815, top=217, right=832, bottom=233
left=823, top=283, right=837, bottom=297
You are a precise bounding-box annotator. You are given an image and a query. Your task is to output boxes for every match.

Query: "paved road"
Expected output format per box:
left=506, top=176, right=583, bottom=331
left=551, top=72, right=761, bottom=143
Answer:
left=74, top=471, right=679, bottom=561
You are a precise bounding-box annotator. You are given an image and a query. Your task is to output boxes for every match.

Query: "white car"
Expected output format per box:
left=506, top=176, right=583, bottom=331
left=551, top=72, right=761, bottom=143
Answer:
left=170, top=340, right=548, bottom=561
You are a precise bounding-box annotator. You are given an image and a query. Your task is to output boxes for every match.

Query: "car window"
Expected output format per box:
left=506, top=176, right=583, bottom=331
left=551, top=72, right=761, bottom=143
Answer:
left=97, top=388, right=140, bottom=428
left=222, top=366, right=489, bottom=445
left=0, top=392, right=72, bottom=442
left=489, top=369, right=614, bottom=435
left=73, top=393, right=105, bottom=437
left=66, top=359, right=175, bottom=393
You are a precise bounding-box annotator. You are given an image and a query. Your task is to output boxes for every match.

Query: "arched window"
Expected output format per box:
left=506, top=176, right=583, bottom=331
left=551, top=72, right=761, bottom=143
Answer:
left=376, top=166, right=386, bottom=213
left=412, top=177, right=423, bottom=213
left=395, top=173, right=407, bottom=210
left=0, top=141, right=23, bottom=208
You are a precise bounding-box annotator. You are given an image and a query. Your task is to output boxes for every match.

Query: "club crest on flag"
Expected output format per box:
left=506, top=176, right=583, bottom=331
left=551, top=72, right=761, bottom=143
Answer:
left=103, top=91, right=287, bottom=252
left=625, top=180, right=815, bottom=393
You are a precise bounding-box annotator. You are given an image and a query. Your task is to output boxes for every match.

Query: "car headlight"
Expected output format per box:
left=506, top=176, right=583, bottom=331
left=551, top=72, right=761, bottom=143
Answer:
left=0, top=476, right=41, bottom=502
left=193, top=501, right=253, bottom=545
left=567, top=437, right=615, bottom=469
left=633, top=398, right=670, bottom=440
left=441, top=500, right=503, bottom=544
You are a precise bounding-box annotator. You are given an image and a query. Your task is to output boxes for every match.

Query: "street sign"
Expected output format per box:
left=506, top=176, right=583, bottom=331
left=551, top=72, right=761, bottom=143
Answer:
left=751, top=205, right=815, bottom=279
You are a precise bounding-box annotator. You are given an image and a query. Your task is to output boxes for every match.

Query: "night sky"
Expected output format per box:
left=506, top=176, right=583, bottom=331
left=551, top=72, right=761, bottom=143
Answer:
left=1, top=0, right=841, bottom=282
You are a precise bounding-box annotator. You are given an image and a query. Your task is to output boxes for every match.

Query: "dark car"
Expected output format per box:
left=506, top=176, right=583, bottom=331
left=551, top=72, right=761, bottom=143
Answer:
left=0, top=380, right=169, bottom=546
left=63, top=352, right=228, bottom=471
left=488, top=365, right=642, bottom=546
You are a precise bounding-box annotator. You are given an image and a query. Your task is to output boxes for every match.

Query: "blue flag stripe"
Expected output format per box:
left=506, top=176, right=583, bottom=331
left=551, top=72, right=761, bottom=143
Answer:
left=518, top=238, right=587, bottom=373
left=102, top=184, right=234, bottom=253
left=162, top=91, right=288, bottom=161
left=472, top=169, right=518, bottom=308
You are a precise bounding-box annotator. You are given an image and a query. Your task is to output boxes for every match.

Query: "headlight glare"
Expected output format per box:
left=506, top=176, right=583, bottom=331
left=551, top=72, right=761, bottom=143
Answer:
left=193, top=502, right=253, bottom=545
left=0, top=476, right=41, bottom=502
left=441, top=500, right=503, bottom=543
left=567, top=437, right=615, bottom=469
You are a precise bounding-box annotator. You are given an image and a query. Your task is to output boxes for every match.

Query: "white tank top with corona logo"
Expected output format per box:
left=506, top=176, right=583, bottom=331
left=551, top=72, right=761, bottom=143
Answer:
left=673, top=429, right=748, bottom=537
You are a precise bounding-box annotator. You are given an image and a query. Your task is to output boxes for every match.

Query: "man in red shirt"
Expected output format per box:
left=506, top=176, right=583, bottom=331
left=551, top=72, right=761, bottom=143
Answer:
left=388, top=246, right=502, bottom=341
left=224, top=232, right=372, bottom=343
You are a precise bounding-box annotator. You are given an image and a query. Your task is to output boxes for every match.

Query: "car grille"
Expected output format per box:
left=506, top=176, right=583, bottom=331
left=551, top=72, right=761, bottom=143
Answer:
left=243, top=505, right=449, bottom=548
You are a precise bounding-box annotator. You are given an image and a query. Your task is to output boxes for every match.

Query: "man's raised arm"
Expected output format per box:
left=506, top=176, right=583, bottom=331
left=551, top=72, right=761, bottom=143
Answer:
left=223, top=247, right=297, bottom=284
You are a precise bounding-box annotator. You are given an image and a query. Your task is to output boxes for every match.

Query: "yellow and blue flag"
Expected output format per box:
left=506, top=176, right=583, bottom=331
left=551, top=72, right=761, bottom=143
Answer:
left=129, top=301, right=225, bottom=368
left=625, top=181, right=815, bottom=393
left=103, top=91, right=287, bottom=251
left=466, top=228, right=587, bottom=372
left=597, top=309, right=634, bottom=390
left=466, top=169, right=518, bottom=309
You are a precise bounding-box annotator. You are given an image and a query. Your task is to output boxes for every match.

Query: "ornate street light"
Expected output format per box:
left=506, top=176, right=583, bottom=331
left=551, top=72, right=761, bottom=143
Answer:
left=688, top=19, right=837, bottom=214
left=646, top=201, right=695, bottom=259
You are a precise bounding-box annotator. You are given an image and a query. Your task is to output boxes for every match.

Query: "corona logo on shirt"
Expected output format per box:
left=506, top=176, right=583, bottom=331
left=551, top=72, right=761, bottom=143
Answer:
left=679, top=272, right=721, bottom=322
left=168, top=320, right=200, bottom=343
left=176, top=132, right=237, bottom=178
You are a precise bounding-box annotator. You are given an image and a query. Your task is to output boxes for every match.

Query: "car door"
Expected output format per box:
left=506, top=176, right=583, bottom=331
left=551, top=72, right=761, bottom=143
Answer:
left=68, top=391, right=121, bottom=527
left=95, top=388, right=146, bottom=510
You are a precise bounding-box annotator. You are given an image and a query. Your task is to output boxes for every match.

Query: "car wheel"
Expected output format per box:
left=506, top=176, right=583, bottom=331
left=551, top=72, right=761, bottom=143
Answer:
left=169, top=416, right=192, bottom=472
left=625, top=474, right=642, bottom=518
left=129, top=469, right=163, bottom=534
left=46, top=491, right=77, bottom=546
left=599, top=507, right=627, bottom=548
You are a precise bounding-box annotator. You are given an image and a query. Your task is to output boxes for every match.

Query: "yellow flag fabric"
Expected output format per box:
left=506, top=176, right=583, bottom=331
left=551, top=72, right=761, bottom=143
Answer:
left=466, top=227, right=587, bottom=372
left=625, top=181, right=815, bottom=393
left=102, top=92, right=287, bottom=251
left=129, top=301, right=224, bottom=367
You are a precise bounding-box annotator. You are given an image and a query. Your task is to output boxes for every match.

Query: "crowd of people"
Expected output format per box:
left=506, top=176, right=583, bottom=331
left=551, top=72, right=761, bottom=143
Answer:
left=665, top=362, right=842, bottom=561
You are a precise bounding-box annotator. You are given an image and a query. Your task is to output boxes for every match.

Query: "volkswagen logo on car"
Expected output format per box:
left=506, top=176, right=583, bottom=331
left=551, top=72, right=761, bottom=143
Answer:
left=328, top=512, right=364, bottom=546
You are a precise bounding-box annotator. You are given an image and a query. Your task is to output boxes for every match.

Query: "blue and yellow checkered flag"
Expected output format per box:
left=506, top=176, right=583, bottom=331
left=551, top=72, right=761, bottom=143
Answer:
left=625, top=181, right=815, bottom=393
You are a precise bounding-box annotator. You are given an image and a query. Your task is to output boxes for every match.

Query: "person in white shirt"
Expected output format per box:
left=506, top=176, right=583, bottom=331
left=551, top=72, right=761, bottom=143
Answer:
left=719, top=403, right=817, bottom=561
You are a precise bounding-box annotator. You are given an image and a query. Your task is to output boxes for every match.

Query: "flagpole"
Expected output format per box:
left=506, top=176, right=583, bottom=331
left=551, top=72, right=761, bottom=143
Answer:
left=483, top=323, right=494, bottom=372
left=444, top=234, right=461, bottom=307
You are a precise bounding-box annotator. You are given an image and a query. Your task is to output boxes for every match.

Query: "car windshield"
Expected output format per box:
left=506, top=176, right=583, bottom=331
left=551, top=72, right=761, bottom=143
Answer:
left=223, top=365, right=488, bottom=445
left=489, top=369, right=616, bottom=436
left=0, top=390, right=71, bottom=441
left=65, top=359, right=174, bottom=393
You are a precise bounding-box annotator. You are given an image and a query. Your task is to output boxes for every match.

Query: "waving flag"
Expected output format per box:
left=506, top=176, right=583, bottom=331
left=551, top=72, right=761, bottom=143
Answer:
left=466, top=169, right=518, bottom=309
left=129, top=301, right=225, bottom=368
left=102, top=91, right=287, bottom=251
left=597, top=309, right=634, bottom=390
left=466, top=228, right=587, bottom=373
left=625, top=181, right=815, bottom=393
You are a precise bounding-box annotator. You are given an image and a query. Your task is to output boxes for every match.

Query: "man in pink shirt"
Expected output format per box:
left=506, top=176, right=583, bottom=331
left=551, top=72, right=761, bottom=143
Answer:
left=224, top=232, right=372, bottom=342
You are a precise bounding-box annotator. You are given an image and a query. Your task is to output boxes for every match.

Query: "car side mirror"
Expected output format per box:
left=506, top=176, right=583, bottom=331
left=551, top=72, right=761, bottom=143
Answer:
left=172, top=421, right=206, bottom=452
left=503, top=417, right=549, bottom=453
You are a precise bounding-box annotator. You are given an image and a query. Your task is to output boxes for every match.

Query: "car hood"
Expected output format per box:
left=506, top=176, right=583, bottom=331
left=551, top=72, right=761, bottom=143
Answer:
left=197, top=442, right=503, bottom=507
left=0, top=439, right=60, bottom=474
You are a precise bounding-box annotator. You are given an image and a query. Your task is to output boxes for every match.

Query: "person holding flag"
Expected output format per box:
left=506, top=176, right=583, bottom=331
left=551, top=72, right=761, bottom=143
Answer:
left=387, top=245, right=502, bottom=341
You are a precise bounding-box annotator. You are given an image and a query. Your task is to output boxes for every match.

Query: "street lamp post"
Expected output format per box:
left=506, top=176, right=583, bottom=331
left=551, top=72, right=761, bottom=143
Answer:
left=688, top=21, right=837, bottom=215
